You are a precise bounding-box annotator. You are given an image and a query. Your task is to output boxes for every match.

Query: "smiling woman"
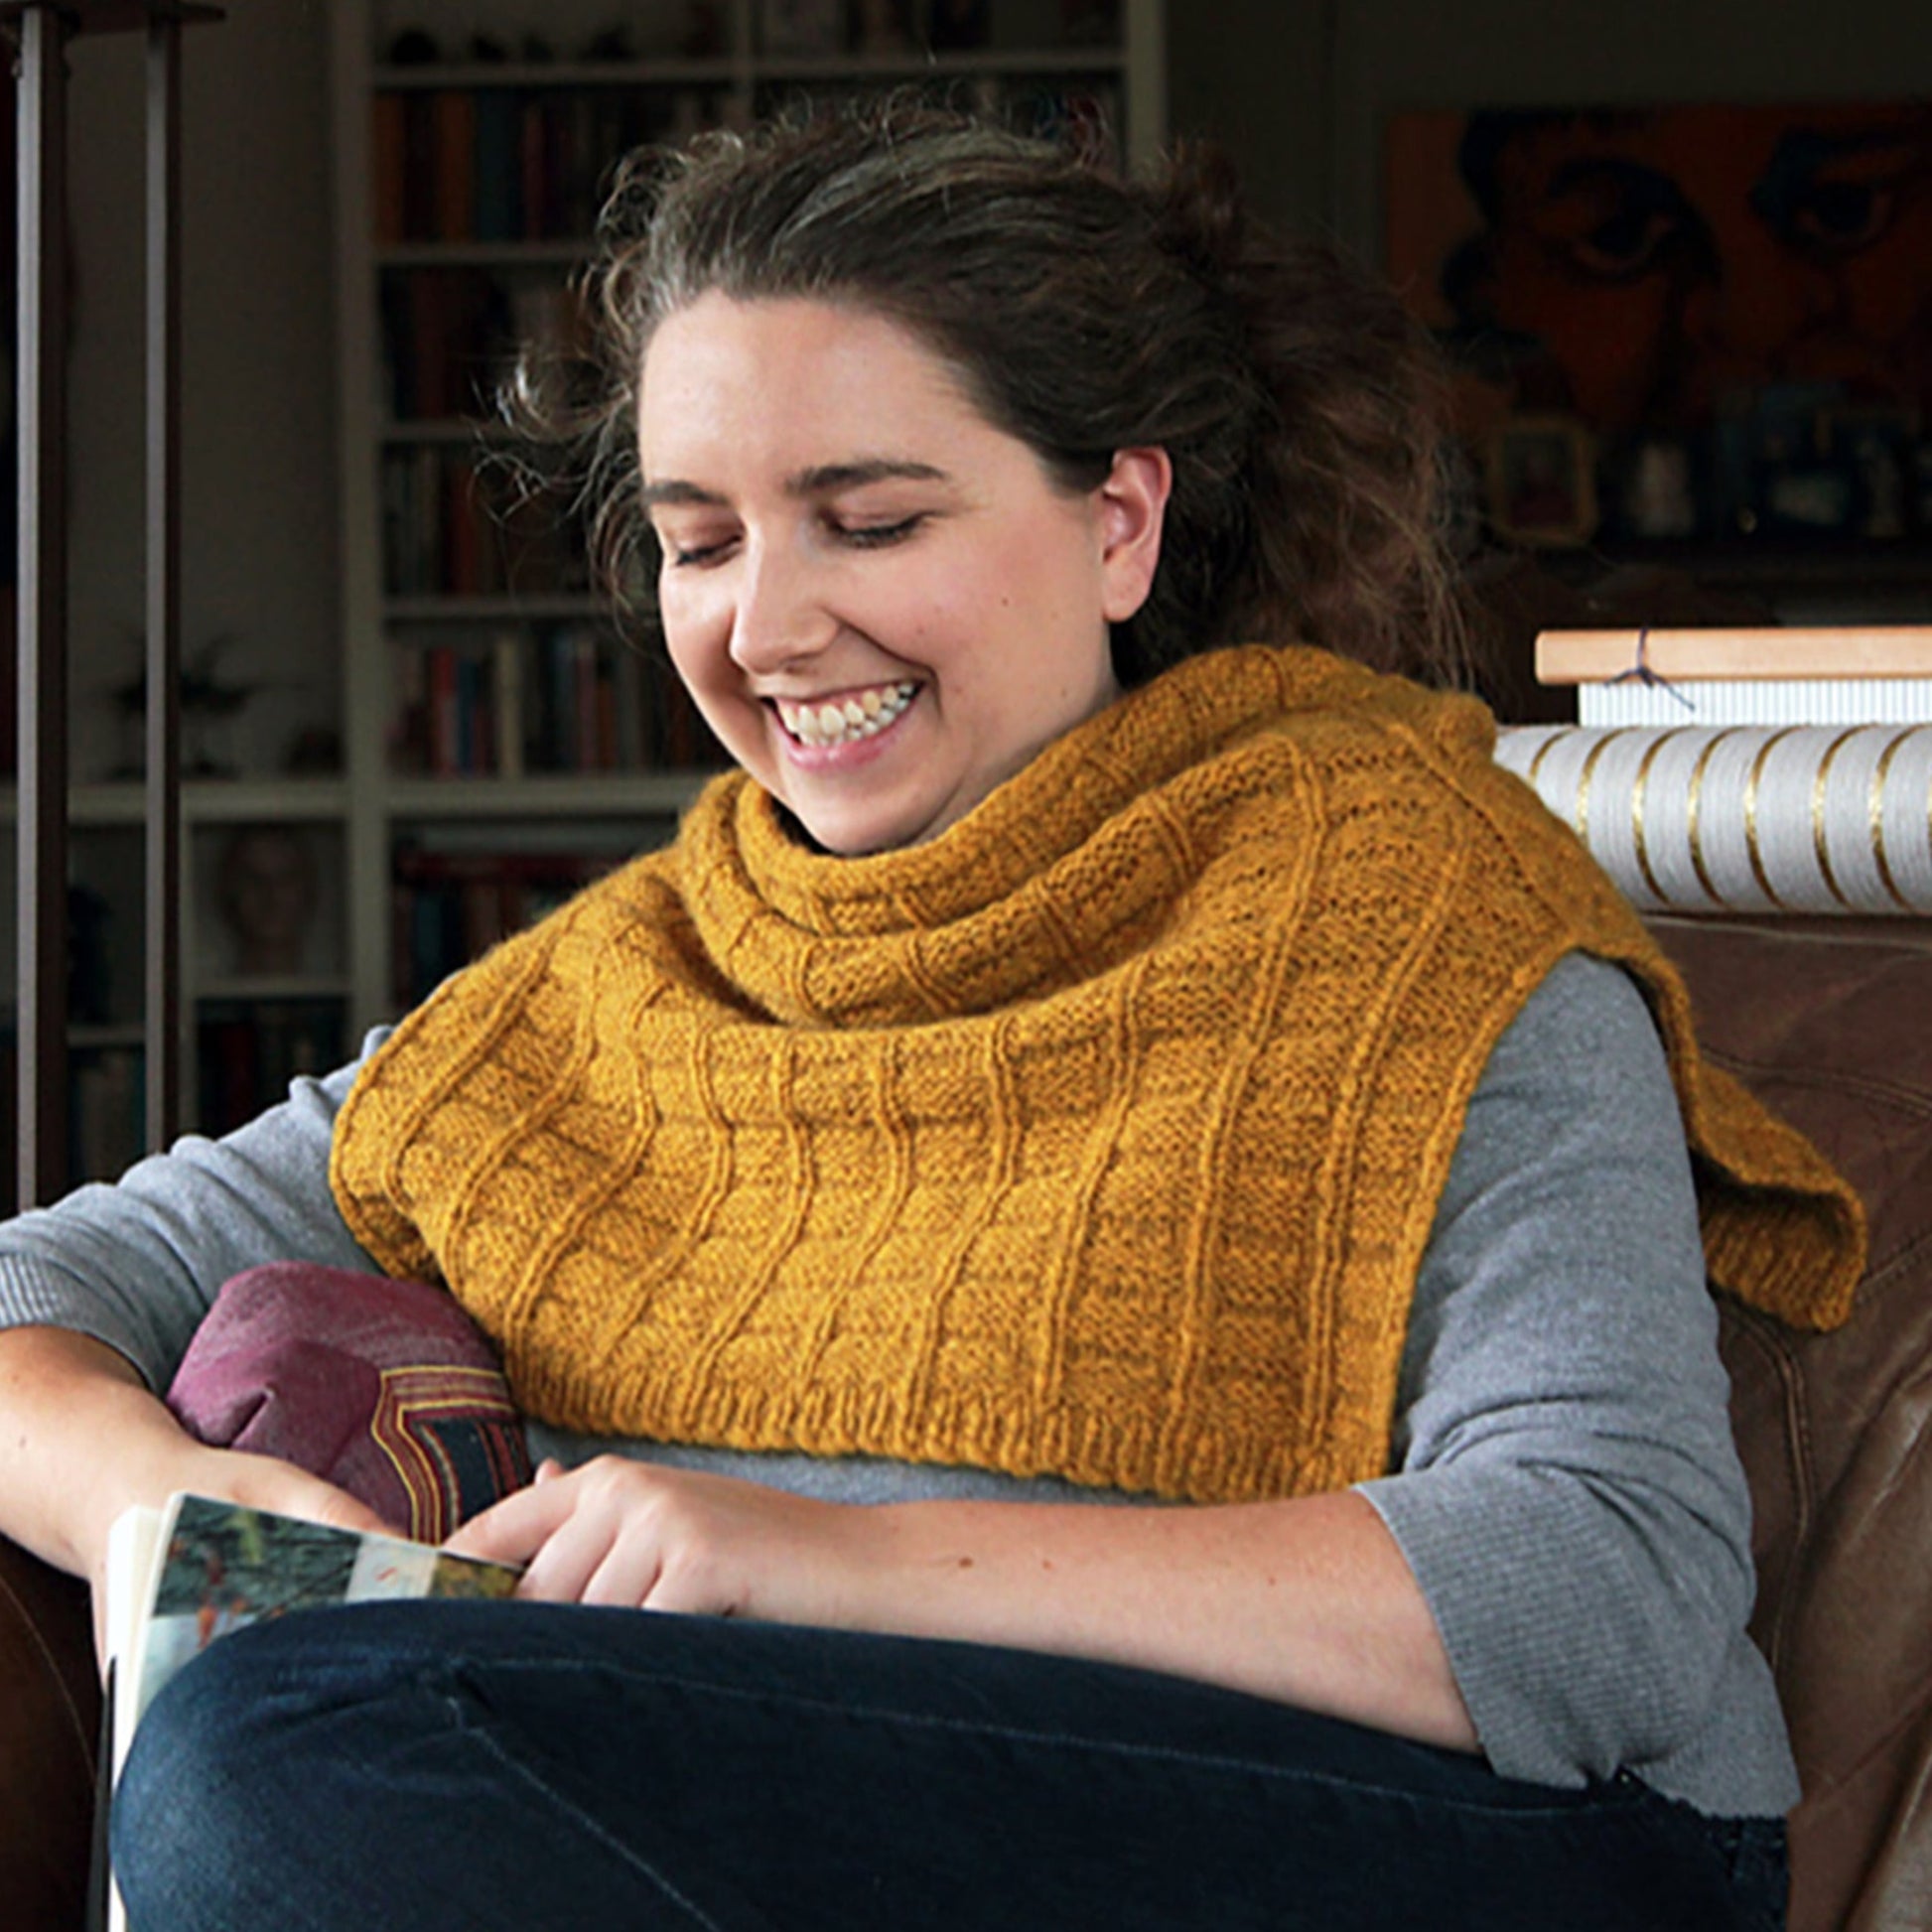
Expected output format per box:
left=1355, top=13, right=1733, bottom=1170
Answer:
left=0, top=99, right=1866, bottom=1932
left=638, top=296, right=1157, bottom=853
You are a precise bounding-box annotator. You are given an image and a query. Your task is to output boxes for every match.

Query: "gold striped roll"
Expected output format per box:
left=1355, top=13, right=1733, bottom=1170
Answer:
left=1495, top=725, right=1932, bottom=915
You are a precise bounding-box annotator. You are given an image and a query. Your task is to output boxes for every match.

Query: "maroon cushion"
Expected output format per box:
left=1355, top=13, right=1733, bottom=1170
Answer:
left=166, top=1262, right=531, bottom=1543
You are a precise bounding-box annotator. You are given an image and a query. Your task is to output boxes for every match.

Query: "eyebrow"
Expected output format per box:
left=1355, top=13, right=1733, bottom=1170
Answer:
left=637, top=459, right=950, bottom=509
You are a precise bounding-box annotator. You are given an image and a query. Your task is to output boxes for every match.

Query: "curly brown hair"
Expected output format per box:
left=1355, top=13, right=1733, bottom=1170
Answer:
left=520, top=98, right=1468, bottom=689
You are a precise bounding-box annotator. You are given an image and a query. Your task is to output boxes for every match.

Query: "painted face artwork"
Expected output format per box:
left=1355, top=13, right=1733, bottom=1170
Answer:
left=636, top=293, right=1168, bottom=856
left=1392, top=101, right=1932, bottom=437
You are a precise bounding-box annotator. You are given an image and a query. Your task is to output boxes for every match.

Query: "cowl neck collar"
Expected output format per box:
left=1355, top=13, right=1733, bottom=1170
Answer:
left=674, top=643, right=1370, bottom=1027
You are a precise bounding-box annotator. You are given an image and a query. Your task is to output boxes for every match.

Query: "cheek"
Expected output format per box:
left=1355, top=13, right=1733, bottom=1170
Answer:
left=659, top=579, right=727, bottom=681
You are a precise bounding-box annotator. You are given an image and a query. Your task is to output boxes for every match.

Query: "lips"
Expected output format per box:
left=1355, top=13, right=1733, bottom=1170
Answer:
left=773, top=681, right=918, bottom=748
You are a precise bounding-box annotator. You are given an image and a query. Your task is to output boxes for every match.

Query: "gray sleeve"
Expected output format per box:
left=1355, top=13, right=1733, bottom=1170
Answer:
left=1357, top=953, right=1761, bottom=1790
left=0, top=1028, right=392, bottom=1391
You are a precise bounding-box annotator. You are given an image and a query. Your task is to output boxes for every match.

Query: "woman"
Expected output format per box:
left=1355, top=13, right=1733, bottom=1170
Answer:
left=0, top=104, right=1860, bottom=1928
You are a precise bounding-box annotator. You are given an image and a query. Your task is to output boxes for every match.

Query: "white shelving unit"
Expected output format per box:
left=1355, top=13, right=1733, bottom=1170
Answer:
left=2, top=778, right=355, bottom=1186
left=330, top=0, right=1167, bottom=1037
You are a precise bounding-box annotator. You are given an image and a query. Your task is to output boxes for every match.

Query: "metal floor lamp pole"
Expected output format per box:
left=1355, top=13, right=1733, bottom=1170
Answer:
left=7, top=1, right=221, bottom=1209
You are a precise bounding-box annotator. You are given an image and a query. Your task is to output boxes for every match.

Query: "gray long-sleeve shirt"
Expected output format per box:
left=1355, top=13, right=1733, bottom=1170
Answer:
left=0, top=951, right=1798, bottom=1818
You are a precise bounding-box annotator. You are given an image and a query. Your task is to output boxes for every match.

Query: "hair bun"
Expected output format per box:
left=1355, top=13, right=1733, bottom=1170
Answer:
left=1150, top=139, right=1250, bottom=281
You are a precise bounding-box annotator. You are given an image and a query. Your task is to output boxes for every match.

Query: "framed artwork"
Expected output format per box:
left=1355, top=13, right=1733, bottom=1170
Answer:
left=1385, top=102, right=1932, bottom=544
left=1485, top=416, right=1598, bottom=547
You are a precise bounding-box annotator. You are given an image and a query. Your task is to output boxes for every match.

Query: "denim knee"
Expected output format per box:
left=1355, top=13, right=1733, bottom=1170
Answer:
left=112, top=1632, right=278, bottom=1920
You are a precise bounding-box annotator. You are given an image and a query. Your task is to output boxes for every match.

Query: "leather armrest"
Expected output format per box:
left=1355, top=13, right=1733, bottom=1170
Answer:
left=0, top=1535, right=100, bottom=1932
left=1651, top=917, right=1932, bottom=1932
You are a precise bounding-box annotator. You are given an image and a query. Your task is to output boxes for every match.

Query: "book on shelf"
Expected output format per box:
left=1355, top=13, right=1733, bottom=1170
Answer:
left=371, top=83, right=718, bottom=249
left=198, top=999, right=347, bottom=1138
left=380, top=442, right=583, bottom=598
left=1536, top=625, right=1932, bottom=727
left=96, top=1491, right=521, bottom=1932
left=71, top=1044, right=144, bottom=1187
left=391, top=626, right=718, bottom=779
left=392, top=841, right=637, bottom=1006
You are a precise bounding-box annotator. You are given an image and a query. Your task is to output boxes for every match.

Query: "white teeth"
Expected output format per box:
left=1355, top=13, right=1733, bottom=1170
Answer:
left=778, top=682, right=915, bottom=748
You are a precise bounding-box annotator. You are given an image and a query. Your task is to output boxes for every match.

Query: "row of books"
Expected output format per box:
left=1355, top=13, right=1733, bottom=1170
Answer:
left=389, top=625, right=720, bottom=778
left=72, top=1043, right=145, bottom=1189
left=198, top=999, right=349, bottom=1141
left=379, top=268, right=586, bottom=426
left=65, top=998, right=349, bottom=1186
left=392, top=839, right=645, bottom=1008
left=380, top=442, right=585, bottom=600
left=372, top=85, right=721, bottom=248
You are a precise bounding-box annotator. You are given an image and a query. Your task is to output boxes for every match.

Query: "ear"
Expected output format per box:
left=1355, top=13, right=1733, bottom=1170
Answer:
left=1096, top=447, right=1173, bottom=624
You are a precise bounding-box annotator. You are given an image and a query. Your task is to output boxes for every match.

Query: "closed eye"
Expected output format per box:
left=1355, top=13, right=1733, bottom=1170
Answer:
left=835, top=513, right=927, bottom=549
left=662, top=534, right=739, bottom=568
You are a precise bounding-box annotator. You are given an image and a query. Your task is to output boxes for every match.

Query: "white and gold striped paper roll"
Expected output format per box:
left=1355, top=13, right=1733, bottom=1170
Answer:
left=1495, top=725, right=1932, bottom=915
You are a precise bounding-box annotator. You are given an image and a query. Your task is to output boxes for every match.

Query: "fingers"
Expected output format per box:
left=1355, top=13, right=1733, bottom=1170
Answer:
left=444, top=1458, right=691, bottom=1609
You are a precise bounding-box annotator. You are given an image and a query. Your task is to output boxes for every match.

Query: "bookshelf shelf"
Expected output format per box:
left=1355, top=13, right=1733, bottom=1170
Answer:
left=0, top=779, right=348, bottom=828
left=386, top=771, right=715, bottom=819
left=195, top=974, right=355, bottom=1003
left=382, top=595, right=604, bottom=621
left=371, top=60, right=744, bottom=91
left=334, top=0, right=1167, bottom=1037
left=376, top=238, right=594, bottom=268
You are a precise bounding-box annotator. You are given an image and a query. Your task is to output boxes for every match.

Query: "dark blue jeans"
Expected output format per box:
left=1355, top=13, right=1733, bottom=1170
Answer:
left=113, top=1600, right=1786, bottom=1931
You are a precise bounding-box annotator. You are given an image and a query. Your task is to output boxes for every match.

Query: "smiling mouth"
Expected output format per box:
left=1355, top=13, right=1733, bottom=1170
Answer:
left=773, top=681, right=918, bottom=749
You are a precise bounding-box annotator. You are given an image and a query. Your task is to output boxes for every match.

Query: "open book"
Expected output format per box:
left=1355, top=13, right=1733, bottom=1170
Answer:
left=95, top=1492, right=522, bottom=1932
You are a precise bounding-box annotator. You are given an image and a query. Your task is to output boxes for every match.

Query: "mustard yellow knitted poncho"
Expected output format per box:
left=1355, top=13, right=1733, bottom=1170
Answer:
left=331, top=644, right=1863, bottom=1505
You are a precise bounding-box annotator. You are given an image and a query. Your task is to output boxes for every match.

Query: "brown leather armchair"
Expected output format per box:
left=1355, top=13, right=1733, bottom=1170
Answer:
left=3, top=915, right=1929, bottom=1931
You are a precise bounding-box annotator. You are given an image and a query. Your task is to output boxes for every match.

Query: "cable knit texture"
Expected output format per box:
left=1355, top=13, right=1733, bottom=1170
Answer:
left=331, top=644, right=1864, bottom=1503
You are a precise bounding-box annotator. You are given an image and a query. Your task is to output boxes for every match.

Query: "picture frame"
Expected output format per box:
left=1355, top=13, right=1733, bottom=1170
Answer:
left=1484, top=416, right=1599, bottom=548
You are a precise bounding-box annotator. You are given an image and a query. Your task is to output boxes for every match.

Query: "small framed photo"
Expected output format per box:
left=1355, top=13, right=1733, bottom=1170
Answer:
left=1485, top=415, right=1599, bottom=548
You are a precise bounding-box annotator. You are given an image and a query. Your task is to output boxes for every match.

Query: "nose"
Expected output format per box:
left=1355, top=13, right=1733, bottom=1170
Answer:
left=727, top=535, right=837, bottom=677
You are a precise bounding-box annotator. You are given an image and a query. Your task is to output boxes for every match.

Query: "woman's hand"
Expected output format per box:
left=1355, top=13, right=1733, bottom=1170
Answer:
left=445, top=1455, right=871, bottom=1619
left=0, top=1324, right=393, bottom=1663
left=446, top=1454, right=1475, bottom=1755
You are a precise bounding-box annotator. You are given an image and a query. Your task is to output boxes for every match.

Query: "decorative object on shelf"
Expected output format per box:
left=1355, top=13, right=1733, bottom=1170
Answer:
left=385, top=27, right=440, bottom=65
left=927, top=0, right=990, bottom=50
left=1386, top=101, right=1932, bottom=554
left=214, top=825, right=320, bottom=978
left=1617, top=439, right=1698, bottom=541
left=111, top=633, right=258, bottom=779
left=1497, top=721, right=1932, bottom=916
left=1483, top=415, right=1597, bottom=548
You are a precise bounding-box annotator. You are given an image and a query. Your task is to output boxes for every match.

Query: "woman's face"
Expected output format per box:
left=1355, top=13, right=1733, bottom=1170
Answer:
left=637, top=293, right=1168, bottom=856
